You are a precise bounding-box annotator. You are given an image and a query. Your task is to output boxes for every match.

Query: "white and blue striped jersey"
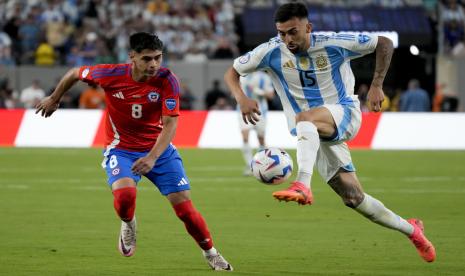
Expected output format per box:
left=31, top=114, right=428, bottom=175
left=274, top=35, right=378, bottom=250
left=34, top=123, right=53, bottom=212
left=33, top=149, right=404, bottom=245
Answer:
left=239, top=71, right=274, bottom=115
left=233, top=32, right=378, bottom=133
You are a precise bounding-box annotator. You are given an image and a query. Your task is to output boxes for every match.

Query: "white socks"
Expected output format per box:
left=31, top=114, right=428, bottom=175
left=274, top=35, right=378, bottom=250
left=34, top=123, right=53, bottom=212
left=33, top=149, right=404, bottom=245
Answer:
left=241, top=143, right=253, bottom=167
left=295, top=121, right=320, bottom=187
left=355, top=193, right=414, bottom=236
left=204, top=247, right=218, bottom=256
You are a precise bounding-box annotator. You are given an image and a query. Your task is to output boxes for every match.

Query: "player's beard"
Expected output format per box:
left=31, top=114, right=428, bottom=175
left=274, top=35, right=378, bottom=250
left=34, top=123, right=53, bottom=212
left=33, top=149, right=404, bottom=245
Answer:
left=146, top=69, right=158, bottom=77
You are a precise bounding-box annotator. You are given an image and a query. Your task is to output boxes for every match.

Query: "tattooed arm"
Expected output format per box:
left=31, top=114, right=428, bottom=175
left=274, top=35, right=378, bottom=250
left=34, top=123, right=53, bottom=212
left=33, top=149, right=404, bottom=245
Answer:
left=367, top=36, right=394, bottom=112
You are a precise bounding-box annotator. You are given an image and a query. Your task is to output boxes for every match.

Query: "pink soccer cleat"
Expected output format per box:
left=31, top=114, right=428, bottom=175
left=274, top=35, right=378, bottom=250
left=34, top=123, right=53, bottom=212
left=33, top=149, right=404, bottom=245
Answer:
left=118, top=217, right=137, bottom=257
left=407, top=218, right=436, bottom=262
left=272, top=181, right=313, bottom=205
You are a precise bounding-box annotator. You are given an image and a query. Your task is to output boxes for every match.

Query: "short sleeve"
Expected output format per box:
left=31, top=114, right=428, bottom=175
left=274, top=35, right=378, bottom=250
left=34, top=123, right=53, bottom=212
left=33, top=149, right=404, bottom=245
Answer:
left=161, top=72, right=180, bottom=116
left=78, top=64, right=128, bottom=88
left=233, top=38, right=281, bottom=76
left=323, top=32, right=378, bottom=59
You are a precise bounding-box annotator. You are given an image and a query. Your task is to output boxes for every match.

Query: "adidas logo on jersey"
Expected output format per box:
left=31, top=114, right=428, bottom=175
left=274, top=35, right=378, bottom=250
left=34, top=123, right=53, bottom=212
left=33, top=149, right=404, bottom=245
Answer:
left=177, top=177, right=188, bottom=186
left=283, top=60, right=295, bottom=69
left=112, top=91, right=125, bottom=99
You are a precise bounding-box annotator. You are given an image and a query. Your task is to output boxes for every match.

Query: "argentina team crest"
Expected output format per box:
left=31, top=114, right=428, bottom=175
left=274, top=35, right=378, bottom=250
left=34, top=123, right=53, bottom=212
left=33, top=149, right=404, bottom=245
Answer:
left=315, top=55, right=328, bottom=70
left=148, top=91, right=160, bottom=102
left=165, top=99, right=177, bottom=110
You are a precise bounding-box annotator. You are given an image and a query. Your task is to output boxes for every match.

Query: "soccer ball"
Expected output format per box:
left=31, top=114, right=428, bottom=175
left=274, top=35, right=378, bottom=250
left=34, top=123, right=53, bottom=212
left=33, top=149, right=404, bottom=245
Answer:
left=250, top=148, right=293, bottom=185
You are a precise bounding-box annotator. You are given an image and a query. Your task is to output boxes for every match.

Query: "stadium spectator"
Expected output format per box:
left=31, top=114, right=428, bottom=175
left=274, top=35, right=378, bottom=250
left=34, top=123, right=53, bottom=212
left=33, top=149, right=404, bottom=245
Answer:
left=79, top=83, right=105, bottom=109
left=0, top=30, right=15, bottom=66
left=224, top=2, right=436, bottom=263
left=179, top=81, right=196, bottom=110
left=204, top=79, right=231, bottom=109
left=35, top=32, right=232, bottom=271
left=18, top=14, right=41, bottom=64
left=0, top=78, right=19, bottom=108
left=400, top=79, right=431, bottom=111
left=35, top=38, right=56, bottom=66
left=441, top=0, right=465, bottom=53
left=20, top=79, right=45, bottom=109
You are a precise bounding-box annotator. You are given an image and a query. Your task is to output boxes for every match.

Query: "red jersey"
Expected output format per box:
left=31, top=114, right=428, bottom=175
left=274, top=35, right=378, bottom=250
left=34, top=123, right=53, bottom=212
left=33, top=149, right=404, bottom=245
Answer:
left=78, top=64, right=180, bottom=151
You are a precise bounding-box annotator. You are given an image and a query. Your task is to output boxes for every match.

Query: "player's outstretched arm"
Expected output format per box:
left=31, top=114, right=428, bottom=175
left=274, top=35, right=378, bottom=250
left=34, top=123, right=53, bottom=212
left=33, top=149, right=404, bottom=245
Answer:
left=131, top=115, right=178, bottom=175
left=367, top=36, right=393, bottom=112
left=35, top=68, right=80, bottom=117
left=224, top=66, right=261, bottom=125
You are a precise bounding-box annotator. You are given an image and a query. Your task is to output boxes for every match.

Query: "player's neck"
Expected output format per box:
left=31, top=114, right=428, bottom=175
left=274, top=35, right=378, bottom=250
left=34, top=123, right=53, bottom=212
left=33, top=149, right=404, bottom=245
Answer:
left=131, top=66, right=149, bottom=82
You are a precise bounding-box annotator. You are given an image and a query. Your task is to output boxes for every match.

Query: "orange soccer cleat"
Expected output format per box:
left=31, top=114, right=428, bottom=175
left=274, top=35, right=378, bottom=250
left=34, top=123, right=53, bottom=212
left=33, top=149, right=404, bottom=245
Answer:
left=272, top=181, right=313, bottom=205
left=407, top=218, right=436, bottom=262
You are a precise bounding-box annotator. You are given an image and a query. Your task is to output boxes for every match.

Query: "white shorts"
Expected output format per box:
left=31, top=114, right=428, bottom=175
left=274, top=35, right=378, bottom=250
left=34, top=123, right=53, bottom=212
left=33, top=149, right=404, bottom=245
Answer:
left=238, top=112, right=267, bottom=137
left=316, top=103, right=361, bottom=182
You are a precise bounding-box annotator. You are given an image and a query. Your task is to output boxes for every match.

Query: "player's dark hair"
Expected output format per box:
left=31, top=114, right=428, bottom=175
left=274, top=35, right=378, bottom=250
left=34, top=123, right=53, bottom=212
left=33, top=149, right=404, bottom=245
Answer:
left=129, top=32, right=163, bottom=53
left=274, top=1, right=308, bottom=23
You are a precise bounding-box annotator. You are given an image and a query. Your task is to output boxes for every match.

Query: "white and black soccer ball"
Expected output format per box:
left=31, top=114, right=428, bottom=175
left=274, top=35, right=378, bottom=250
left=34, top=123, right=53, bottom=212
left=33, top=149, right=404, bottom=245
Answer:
left=250, top=148, right=293, bottom=185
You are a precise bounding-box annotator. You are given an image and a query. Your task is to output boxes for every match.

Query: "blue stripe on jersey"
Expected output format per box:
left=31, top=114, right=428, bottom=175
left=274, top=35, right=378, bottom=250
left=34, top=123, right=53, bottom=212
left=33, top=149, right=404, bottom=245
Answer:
left=264, top=48, right=301, bottom=114
left=91, top=70, right=126, bottom=77
left=166, top=74, right=179, bottom=95
left=297, top=53, right=323, bottom=107
left=325, top=46, right=359, bottom=104
left=258, top=76, right=265, bottom=89
left=92, top=72, right=127, bottom=79
left=337, top=104, right=353, bottom=140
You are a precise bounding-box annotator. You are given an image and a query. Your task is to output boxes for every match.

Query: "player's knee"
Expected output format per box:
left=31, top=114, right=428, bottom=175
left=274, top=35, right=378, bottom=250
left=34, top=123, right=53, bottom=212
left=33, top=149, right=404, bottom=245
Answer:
left=342, top=193, right=364, bottom=208
left=295, top=111, right=317, bottom=123
left=173, top=200, right=197, bottom=221
left=113, top=186, right=137, bottom=221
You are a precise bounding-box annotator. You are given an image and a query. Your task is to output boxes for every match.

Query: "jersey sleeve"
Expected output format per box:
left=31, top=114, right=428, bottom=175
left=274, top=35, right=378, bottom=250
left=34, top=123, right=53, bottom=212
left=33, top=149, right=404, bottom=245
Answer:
left=233, top=38, right=281, bottom=76
left=78, top=64, right=127, bottom=88
left=324, top=32, right=378, bottom=60
left=161, top=71, right=180, bottom=116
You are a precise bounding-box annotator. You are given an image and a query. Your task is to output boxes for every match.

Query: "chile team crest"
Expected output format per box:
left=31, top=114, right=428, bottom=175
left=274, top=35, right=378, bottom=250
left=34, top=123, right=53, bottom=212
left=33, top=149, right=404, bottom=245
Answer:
left=148, top=91, right=160, bottom=102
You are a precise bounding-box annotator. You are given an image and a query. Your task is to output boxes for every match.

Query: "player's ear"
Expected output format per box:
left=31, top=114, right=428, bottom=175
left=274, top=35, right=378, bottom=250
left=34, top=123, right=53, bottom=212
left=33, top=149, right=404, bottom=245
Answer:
left=129, top=50, right=136, bottom=60
left=306, top=22, right=312, bottom=34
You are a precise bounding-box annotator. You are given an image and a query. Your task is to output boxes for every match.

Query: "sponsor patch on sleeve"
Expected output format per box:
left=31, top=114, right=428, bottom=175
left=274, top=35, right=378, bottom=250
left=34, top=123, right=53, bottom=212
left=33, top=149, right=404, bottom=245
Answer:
left=358, top=34, right=371, bottom=44
left=82, top=68, right=89, bottom=78
left=165, top=99, right=177, bottom=110
left=238, top=53, right=251, bottom=64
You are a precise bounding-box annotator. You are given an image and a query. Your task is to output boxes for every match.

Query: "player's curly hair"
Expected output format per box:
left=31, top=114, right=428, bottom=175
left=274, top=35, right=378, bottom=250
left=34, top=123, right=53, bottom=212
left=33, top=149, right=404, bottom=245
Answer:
left=129, top=32, right=164, bottom=53
left=274, top=1, right=308, bottom=23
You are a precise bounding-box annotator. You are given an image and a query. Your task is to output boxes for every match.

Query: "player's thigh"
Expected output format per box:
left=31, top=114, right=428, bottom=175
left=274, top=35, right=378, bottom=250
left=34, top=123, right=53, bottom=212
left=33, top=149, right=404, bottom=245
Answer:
left=296, top=107, right=336, bottom=137
left=238, top=113, right=253, bottom=131
left=321, top=103, right=361, bottom=142
left=316, top=141, right=355, bottom=183
left=102, top=150, right=142, bottom=188
left=145, top=146, right=191, bottom=196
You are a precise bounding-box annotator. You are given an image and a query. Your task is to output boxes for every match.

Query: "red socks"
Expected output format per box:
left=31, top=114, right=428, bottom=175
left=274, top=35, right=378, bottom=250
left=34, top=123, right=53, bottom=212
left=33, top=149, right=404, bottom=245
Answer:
left=173, top=200, right=213, bottom=250
left=113, top=186, right=137, bottom=222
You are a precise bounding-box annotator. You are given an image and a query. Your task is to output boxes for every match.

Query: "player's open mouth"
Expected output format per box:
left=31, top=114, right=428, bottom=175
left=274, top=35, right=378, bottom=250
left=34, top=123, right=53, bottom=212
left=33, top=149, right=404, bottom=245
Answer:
left=287, top=44, right=297, bottom=51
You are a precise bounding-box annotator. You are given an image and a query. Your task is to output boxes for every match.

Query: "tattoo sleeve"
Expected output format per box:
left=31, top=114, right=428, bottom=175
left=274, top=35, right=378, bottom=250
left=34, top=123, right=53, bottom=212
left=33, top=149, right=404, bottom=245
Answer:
left=371, top=36, right=393, bottom=88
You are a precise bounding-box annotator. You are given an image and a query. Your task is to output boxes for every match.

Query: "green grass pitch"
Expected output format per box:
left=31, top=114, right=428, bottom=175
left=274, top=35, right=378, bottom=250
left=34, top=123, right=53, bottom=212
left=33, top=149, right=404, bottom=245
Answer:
left=1, top=148, right=465, bottom=275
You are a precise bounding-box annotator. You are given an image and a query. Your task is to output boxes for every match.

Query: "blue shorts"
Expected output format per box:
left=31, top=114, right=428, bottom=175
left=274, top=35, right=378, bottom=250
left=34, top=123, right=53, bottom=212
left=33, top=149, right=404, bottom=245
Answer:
left=102, top=144, right=190, bottom=195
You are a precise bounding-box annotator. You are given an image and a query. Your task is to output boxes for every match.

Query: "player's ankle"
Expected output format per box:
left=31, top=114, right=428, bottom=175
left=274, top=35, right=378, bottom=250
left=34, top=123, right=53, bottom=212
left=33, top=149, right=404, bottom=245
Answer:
left=203, top=247, right=218, bottom=256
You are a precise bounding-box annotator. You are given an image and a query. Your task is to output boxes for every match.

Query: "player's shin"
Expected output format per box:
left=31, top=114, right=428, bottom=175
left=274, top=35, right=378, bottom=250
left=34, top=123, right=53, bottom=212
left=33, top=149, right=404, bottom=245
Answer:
left=113, top=186, right=137, bottom=222
left=355, top=193, right=414, bottom=235
left=295, top=121, right=319, bottom=187
left=173, top=200, right=214, bottom=250
left=241, top=142, right=253, bottom=166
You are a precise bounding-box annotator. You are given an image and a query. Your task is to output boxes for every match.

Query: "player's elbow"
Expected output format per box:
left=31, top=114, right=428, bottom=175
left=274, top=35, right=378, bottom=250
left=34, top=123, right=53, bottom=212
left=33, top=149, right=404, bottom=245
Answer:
left=377, top=36, right=393, bottom=50
left=224, top=66, right=238, bottom=83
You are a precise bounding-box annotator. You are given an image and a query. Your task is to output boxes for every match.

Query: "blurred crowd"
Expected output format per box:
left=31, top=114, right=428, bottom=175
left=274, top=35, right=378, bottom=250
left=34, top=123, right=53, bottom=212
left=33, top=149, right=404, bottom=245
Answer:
left=0, top=0, right=462, bottom=112
left=0, top=0, right=239, bottom=66
left=356, top=78, right=458, bottom=112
